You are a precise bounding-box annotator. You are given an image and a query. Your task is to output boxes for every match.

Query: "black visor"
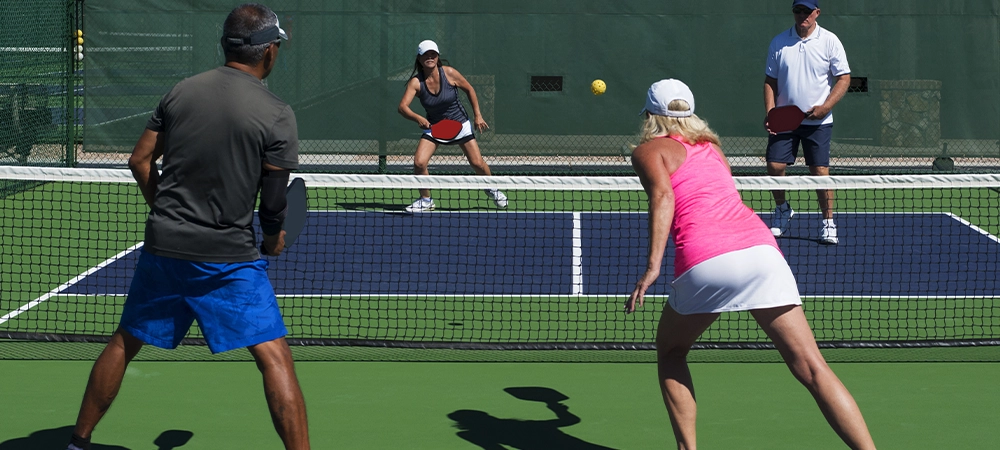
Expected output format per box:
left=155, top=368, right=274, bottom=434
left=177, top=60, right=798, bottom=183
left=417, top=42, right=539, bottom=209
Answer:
left=225, top=26, right=282, bottom=46
left=223, top=13, right=288, bottom=46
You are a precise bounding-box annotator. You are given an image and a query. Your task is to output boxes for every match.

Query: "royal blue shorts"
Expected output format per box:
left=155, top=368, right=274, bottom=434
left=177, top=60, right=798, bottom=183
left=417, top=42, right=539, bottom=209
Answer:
left=120, top=250, right=287, bottom=354
left=766, top=124, right=833, bottom=167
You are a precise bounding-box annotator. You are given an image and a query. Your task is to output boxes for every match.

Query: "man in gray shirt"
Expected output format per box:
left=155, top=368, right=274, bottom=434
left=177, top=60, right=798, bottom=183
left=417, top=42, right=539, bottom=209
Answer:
left=67, top=4, right=309, bottom=449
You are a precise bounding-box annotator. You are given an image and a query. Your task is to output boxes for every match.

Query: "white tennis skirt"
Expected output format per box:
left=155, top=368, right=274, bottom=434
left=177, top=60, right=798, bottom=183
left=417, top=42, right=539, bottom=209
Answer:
left=668, top=245, right=802, bottom=315
left=422, top=119, right=474, bottom=145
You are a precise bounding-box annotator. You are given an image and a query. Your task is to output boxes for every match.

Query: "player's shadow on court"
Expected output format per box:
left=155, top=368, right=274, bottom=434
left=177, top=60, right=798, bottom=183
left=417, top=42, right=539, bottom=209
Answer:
left=447, top=387, right=617, bottom=450
left=0, top=426, right=193, bottom=450
left=781, top=235, right=838, bottom=245
left=337, top=201, right=405, bottom=211
left=338, top=201, right=476, bottom=212
left=153, top=430, right=194, bottom=449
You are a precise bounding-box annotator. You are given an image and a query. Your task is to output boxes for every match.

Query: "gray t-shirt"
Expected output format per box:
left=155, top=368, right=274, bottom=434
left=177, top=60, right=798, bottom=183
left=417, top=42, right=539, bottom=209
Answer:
left=144, top=66, right=299, bottom=262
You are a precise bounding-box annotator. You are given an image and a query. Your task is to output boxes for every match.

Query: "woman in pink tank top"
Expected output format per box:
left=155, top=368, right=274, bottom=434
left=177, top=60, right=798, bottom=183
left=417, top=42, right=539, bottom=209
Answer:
left=627, top=79, right=875, bottom=449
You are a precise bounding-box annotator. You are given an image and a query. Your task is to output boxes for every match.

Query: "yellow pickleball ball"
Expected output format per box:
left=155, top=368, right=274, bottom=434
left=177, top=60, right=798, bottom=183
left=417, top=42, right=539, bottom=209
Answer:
left=591, top=79, right=606, bottom=96
left=76, top=30, right=83, bottom=38
left=77, top=37, right=84, bottom=45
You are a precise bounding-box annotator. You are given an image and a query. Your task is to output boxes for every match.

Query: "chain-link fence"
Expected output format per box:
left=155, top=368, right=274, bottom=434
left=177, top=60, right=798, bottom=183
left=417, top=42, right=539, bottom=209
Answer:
left=0, top=0, right=79, bottom=168
left=6, top=1, right=1000, bottom=175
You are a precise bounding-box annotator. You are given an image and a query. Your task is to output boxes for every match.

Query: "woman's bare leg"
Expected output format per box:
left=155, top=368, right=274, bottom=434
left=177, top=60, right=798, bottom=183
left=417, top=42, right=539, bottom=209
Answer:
left=413, top=138, right=438, bottom=198
left=656, top=307, right=720, bottom=450
left=751, top=305, right=875, bottom=449
left=459, top=139, right=491, bottom=176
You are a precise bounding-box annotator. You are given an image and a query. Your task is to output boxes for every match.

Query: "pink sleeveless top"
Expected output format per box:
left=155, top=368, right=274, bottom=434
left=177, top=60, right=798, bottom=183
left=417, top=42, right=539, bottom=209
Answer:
left=665, top=136, right=780, bottom=276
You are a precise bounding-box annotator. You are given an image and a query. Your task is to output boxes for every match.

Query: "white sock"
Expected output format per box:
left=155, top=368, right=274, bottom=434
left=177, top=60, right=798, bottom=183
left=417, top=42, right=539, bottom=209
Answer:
left=823, top=219, right=836, bottom=227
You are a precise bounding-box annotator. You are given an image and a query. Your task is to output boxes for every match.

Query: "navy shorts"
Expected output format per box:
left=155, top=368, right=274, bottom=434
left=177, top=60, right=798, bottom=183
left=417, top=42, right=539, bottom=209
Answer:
left=766, top=124, right=833, bottom=167
left=120, top=250, right=287, bottom=354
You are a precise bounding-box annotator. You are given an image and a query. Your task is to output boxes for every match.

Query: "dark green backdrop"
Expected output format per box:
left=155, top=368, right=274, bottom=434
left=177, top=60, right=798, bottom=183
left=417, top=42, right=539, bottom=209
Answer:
left=60, top=1, right=1000, bottom=167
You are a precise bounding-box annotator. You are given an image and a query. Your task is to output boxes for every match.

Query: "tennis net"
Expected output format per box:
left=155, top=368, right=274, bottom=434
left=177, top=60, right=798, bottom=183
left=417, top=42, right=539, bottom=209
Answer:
left=1, top=166, right=999, bottom=358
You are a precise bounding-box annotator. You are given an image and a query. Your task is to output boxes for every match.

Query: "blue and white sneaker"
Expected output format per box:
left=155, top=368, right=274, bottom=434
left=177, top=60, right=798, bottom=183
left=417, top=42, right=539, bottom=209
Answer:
left=485, top=189, right=508, bottom=209
left=405, top=197, right=435, bottom=212
left=769, top=203, right=795, bottom=237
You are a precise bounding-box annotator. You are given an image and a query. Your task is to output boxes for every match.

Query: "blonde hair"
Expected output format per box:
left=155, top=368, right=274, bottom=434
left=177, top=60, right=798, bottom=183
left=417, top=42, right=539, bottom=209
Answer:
left=638, top=100, right=721, bottom=146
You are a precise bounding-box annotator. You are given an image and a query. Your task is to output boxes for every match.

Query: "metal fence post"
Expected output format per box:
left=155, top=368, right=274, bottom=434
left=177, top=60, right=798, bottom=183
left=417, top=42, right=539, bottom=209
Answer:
left=378, top=1, right=389, bottom=174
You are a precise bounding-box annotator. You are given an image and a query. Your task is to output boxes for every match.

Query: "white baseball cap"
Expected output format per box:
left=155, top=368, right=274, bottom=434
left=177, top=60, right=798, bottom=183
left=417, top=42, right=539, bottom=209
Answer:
left=417, top=40, right=440, bottom=56
left=640, top=79, right=695, bottom=118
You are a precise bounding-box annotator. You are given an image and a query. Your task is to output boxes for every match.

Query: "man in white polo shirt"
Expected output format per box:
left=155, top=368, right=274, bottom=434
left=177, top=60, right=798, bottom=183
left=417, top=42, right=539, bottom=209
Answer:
left=764, top=0, right=850, bottom=244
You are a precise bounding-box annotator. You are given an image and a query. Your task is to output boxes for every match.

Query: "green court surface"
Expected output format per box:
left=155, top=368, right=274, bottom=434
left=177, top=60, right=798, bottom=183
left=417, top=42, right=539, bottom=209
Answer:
left=1, top=359, right=998, bottom=449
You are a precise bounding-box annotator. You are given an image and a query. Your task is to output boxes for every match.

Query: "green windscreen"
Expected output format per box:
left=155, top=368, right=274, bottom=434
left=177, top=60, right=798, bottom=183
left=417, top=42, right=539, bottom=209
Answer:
left=0, top=0, right=77, bottom=167
left=80, top=0, right=1000, bottom=174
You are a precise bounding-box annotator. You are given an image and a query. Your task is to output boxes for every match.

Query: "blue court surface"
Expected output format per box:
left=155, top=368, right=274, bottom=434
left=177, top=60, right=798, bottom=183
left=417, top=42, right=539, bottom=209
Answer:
left=61, top=211, right=999, bottom=299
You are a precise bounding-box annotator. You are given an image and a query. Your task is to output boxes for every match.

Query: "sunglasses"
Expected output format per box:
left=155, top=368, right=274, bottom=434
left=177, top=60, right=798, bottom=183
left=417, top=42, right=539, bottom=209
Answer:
left=792, top=7, right=814, bottom=14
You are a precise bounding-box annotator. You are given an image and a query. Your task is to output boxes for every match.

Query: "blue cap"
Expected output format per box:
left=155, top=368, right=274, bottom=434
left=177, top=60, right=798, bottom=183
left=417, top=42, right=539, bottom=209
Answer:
left=793, top=0, right=819, bottom=9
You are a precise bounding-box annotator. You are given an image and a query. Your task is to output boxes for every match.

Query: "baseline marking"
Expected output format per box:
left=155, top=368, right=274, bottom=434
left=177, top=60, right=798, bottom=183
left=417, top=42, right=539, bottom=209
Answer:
left=0, top=243, right=143, bottom=325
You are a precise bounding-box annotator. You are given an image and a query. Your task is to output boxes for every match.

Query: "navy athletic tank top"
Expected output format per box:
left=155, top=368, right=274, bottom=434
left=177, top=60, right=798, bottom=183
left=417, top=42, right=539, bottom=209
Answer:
left=416, top=66, right=468, bottom=123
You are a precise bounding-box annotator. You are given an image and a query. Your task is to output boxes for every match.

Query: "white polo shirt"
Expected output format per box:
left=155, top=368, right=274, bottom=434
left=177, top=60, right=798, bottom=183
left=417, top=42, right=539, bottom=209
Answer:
left=765, top=24, right=850, bottom=126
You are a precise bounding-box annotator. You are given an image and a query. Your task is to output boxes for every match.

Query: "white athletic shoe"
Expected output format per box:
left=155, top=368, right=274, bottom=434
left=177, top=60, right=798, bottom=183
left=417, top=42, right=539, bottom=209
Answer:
left=819, top=221, right=839, bottom=245
left=405, top=197, right=435, bottom=212
left=486, top=189, right=508, bottom=209
left=769, top=203, right=795, bottom=237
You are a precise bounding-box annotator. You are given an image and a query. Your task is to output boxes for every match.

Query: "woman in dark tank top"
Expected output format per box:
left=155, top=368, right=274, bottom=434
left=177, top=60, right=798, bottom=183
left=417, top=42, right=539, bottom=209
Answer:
left=397, top=39, right=507, bottom=212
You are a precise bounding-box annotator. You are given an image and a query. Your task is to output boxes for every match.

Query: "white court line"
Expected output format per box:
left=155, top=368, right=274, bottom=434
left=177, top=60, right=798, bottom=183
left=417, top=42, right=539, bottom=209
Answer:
left=945, top=212, right=1000, bottom=243
left=91, top=110, right=156, bottom=127
left=571, top=212, right=583, bottom=296
left=0, top=243, right=143, bottom=325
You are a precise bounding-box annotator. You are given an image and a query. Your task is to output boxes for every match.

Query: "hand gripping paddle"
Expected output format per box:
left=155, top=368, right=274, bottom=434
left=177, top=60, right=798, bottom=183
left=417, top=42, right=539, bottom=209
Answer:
left=430, top=119, right=462, bottom=140
left=766, top=105, right=807, bottom=133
